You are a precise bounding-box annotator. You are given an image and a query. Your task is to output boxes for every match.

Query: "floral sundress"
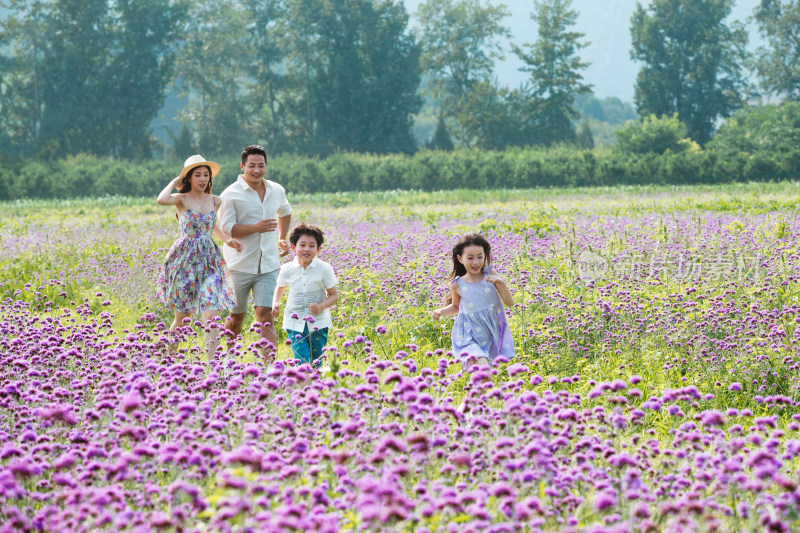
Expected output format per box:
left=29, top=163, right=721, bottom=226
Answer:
left=157, top=209, right=236, bottom=313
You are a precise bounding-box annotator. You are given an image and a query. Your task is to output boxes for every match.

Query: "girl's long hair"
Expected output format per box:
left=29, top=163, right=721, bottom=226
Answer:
left=178, top=165, right=213, bottom=194
left=444, top=233, right=492, bottom=303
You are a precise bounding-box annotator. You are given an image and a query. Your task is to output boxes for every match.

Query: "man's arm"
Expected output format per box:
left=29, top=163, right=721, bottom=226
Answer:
left=277, top=213, right=292, bottom=256
left=231, top=219, right=277, bottom=239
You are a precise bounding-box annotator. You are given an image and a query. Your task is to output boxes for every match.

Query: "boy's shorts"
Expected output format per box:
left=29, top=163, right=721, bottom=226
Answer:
left=286, top=325, right=328, bottom=367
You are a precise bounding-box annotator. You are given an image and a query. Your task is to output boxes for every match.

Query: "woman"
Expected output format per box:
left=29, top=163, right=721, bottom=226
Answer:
left=156, top=155, right=240, bottom=359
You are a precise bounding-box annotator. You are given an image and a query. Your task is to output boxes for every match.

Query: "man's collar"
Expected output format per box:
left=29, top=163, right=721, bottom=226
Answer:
left=237, top=175, right=266, bottom=191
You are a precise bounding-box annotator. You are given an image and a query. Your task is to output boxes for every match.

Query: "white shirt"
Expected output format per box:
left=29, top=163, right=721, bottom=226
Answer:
left=218, top=176, right=293, bottom=274
left=276, top=257, right=338, bottom=331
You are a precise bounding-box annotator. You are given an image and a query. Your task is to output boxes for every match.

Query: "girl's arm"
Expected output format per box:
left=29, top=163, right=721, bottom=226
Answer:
left=486, top=269, right=514, bottom=307
left=432, top=283, right=460, bottom=320
left=157, top=177, right=184, bottom=206
left=309, top=286, right=339, bottom=315
left=272, top=286, right=287, bottom=318
left=212, top=222, right=242, bottom=251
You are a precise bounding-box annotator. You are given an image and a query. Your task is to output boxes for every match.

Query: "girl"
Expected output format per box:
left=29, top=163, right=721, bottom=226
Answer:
left=156, top=155, right=241, bottom=359
left=433, top=233, right=515, bottom=370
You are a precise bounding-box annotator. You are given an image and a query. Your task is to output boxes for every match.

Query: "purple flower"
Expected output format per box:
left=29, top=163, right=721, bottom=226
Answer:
left=507, top=363, right=528, bottom=377
left=593, top=490, right=617, bottom=511
left=700, top=410, right=726, bottom=427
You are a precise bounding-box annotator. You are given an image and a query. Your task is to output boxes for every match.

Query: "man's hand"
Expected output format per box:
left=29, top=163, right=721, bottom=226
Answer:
left=277, top=239, right=290, bottom=257
left=252, top=219, right=278, bottom=233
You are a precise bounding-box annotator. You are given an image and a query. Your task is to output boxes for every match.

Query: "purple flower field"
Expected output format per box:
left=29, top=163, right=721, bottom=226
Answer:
left=2, top=187, right=800, bottom=531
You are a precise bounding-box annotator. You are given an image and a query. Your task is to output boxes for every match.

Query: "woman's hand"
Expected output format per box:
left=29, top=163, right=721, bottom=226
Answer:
left=226, top=238, right=243, bottom=252
left=432, top=308, right=443, bottom=320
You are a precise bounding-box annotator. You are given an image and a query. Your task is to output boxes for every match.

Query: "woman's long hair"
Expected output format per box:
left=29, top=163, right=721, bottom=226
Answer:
left=444, top=233, right=492, bottom=303
left=178, top=165, right=213, bottom=194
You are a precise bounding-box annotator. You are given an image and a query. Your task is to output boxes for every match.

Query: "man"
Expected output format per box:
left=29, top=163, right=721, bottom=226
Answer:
left=218, top=145, right=292, bottom=363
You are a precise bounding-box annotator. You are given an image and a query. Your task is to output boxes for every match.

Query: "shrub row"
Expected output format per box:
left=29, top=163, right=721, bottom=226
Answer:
left=1, top=144, right=799, bottom=200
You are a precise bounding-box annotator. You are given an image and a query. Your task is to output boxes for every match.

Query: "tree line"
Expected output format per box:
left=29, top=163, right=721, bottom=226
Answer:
left=2, top=102, right=799, bottom=201
left=0, top=0, right=799, bottom=160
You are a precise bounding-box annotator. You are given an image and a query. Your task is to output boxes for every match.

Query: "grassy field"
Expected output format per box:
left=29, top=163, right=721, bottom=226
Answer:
left=2, top=182, right=800, bottom=531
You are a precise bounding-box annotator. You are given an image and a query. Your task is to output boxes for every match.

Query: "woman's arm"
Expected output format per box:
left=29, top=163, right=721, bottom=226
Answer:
left=157, top=177, right=184, bottom=206
left=212, top=223, right=242, bottom=251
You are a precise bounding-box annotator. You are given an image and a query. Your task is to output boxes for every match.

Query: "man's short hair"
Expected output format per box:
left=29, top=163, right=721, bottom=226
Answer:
left=241, top=145, right=268, bottom=165
left=289, top=223, right=325, bottom=247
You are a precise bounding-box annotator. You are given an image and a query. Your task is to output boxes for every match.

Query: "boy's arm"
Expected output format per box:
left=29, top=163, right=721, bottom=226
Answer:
left=272, top=285, right=287, bottom=318
left=309, top=286, right=338, bottom=315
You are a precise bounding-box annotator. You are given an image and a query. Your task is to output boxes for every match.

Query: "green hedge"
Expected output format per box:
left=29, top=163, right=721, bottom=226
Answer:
left=1, top=143, right=800, bottom=201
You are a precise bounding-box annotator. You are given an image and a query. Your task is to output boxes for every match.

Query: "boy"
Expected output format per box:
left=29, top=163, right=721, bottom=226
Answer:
left=272, top=223, right=339, bottom=367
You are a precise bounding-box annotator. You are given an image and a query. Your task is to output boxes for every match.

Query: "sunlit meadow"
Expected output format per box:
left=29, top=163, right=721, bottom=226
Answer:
left=3, top=183, right=800, bottom=532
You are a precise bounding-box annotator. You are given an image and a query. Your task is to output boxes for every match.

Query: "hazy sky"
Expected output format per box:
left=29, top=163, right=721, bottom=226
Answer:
left=403, top=0, right=763, bottom=102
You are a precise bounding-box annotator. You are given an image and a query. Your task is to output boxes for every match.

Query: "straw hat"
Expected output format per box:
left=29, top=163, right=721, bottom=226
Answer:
left=179, top=154, right=220, bottom=180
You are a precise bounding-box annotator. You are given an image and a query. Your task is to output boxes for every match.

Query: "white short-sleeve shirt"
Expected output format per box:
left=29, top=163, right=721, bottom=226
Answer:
left=276, top=257, right=338, bottom=331
left=218, top=176, right=293, bottom=274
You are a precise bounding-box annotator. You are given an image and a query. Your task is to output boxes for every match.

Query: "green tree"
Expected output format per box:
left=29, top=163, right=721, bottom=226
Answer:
left=615, top=114, right=694, bottom=155
left=708, top=102, right=800, bottom=180
left=279, top=0, right=323, bottom=153
left=170, top=123, right=195, bottom=157
left=576, top=119, right=594, bottom=149
left=311, top=0, right=421, bottom=154
left=174, top=0, right=257, bottom=155
left=427, top=112, right=455, bottom=150
left=242, top=0, right=291, bottom=153
left=630, top=0, right=748, bottom=145
left=416, top=0, right=510, bottom=145
left=0, top=1, right=46, bottom=156
left=514, top=0, right=591, bottom=146
left=103, top=0, right=189, bottom=157
left=708, top=102, right=800, bottom=154
left=752, top=0, right=800, bottom=101
left=456, top=79, right=518, bottom=149
left=0, top=0, right=186, bottom=158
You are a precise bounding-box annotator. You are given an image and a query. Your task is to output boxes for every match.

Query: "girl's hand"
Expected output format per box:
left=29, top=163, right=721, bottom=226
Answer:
left=226, top=238, right=243, bottom=252
left=308, top=302, right=322, bottom=314
left=485, top=274, right=507, bottom=287
left=432, top=309, right=442, bottom=321
left=271, top=303, right=281, bottom=318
